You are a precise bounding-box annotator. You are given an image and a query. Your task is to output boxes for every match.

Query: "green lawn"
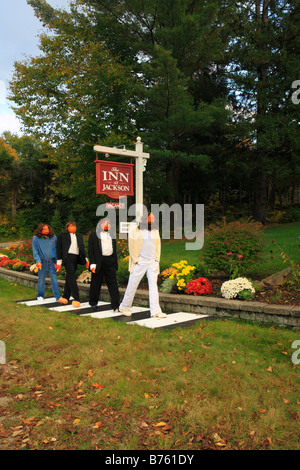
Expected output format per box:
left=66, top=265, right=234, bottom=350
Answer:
left=0, top=278, right=299, bottom=450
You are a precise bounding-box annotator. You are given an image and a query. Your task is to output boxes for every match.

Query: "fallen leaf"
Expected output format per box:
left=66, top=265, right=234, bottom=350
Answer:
left=290, top=412, right=298, bottom=421
left=12, top=430, right=23, bottom=437
left=73, top=419, right=80, bottom=425
left=144, top=393, right=149, bottom=399
left=263, top=437, right=272, bottom=446
left=182, top=366, right=188, bottom=372
left=140, top=421, right=149, bottom=429
left=92, top=383, right=104, bottom=389
left=93, top=421, right=102, bottom=429
left=266, top=366, right=272, bottom=372
left=153, top=422, right=167, bottom=427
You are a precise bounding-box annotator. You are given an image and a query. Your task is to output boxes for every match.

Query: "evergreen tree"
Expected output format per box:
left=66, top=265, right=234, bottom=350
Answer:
left=226, top=0, right=300, bottom=223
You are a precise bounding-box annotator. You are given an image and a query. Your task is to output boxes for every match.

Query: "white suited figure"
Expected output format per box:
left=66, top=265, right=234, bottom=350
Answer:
left=119, top=212, right=166, bottom=318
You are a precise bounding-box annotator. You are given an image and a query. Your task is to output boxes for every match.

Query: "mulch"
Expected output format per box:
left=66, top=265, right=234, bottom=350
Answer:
left=208, top=279, right=300, bottom=306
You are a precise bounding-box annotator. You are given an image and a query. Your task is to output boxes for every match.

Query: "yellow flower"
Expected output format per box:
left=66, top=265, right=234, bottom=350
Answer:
left=177, top=279, right=186, bottom=290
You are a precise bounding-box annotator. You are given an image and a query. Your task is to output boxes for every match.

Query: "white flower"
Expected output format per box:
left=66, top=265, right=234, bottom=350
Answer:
left=221, top=277, right=255, bottom=299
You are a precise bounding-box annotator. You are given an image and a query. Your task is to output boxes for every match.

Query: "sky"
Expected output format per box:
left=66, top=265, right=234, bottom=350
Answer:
left=0, top=0, right=71, bottom=135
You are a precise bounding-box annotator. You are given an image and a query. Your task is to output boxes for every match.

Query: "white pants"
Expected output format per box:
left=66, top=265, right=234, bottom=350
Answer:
left=120, top=258, right=162, bottom=316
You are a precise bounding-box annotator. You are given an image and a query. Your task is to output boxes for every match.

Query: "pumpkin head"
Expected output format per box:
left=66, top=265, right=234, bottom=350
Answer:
left=67, top=223, right=77, bottom=234
left=147, top=213, right=155, bottom=223
left=101, top=219, right=111, bottom=232
left=41, top=225, right=49, bottom=235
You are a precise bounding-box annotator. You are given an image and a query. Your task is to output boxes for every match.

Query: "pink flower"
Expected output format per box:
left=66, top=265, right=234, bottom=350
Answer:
left=238, top=254, right=243, bottom=259
left=227, top=252, right=232, bottom=256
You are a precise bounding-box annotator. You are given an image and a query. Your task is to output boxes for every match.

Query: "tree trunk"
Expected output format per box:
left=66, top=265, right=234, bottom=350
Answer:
left=11, top=186, right=18, bottom=219
left=252, top=0, right=269, bottom=224
left=253, top=166, right=267, bottom=224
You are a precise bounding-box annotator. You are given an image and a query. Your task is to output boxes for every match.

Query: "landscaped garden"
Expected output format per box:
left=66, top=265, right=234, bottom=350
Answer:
left=1, top=220, right=299, bottom=306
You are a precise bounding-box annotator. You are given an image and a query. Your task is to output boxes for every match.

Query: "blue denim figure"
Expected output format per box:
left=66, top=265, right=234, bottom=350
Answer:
left=37, top=260, right=60, bottom=300
left=32, top=224, right=60, bottom=302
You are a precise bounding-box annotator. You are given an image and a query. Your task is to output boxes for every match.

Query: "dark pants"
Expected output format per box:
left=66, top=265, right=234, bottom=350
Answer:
left=89, top=255, right=120, bottom=310
left=63, top=254, right=80, bottom=302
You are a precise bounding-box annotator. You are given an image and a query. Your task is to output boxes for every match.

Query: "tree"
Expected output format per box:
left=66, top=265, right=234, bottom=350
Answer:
left=9, top=0, right=139, bottom=209
left=0, top=137, right=19, bottom=217
left=227, top=0, right=300, bottom=223
left=0, top=133, right=54, bottom=218
left=9, top=0, right=231, bottom=210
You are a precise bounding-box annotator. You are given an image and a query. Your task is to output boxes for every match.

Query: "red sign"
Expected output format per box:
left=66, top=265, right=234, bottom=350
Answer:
left=106, top=202, right=126, bottom=209
left=95, top=160, right=134, bottom=199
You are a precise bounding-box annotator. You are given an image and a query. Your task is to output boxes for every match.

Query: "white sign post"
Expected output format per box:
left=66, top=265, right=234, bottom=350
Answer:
left=93, top=137, right=150, bottom=221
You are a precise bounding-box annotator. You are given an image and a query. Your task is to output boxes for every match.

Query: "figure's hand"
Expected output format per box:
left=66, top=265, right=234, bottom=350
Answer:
left=86, top=260, right=89, bottom=269
left=36, top=262, right=42, bottom=270
left=91, top=267, right=96, bottom=273
left=56, top=264, right=61, bottom=272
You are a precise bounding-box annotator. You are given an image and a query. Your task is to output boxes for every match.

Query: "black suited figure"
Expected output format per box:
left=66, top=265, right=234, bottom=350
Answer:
left=88, top=218, right=120, bottom=311
left=56, top=221, right=88, bottom=308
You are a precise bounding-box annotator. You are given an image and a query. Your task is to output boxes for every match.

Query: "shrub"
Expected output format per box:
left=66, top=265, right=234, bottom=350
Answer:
left=159, top=276, right=176, bottom=294
left=158, top=267, right=177, bottom=285
left=169, top=260, right=196, bottom=291
left=0, top=215, right=17, bottom=239
left=202, top=219, right=263, bottom=277
left=0, top=258, right=28, bottom=270
left=117, top=258, right=130, bottom=285
left=185, top=278, right=213, bottom=296
left=220, top=277, right=255, bottom=300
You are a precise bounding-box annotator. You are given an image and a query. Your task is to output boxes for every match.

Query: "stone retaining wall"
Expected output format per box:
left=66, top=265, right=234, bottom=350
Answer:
left=1, top=267, right=299, bottom=330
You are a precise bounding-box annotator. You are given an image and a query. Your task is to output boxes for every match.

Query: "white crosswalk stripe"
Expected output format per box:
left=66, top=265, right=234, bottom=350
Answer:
left=128, top=312, right=209, bottom=329
left=17, top=297, right=210, bottom=329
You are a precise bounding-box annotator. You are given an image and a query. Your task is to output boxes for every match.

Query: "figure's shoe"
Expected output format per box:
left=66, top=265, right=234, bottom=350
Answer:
left=153, top=312, right=167, bottom=318
left=119, top=308, right=132, bottom=316
left=72, top=301, right=80, bottom=308
left=37, top=296, right=44, bottom=302
left=113, top=308, right=119, bottom=312
left=58, top=297, right=68, bottom=305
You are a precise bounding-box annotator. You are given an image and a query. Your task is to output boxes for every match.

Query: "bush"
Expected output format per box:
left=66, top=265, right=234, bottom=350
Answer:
left=169, top=260, right=196, bottom=291
left=220, top=277, right=255, bottom=300
left=16, top=205, right=54, bottom=238
left=185, top=278, right=213, bottom=296
left=0, top=215, right=18, bottom=239
left=159, top=276, right=176, bottom=294
left=202, top=219, right=263, bottom=277
left=116, top=258, right=130, bottom=285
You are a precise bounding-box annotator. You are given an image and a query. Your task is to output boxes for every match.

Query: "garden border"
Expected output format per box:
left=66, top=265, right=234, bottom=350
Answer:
left=1, top=267, right=299, bottom=330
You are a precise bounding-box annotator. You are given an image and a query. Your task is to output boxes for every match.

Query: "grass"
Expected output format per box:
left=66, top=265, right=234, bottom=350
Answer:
left=0, top=278, right=299, bottom=450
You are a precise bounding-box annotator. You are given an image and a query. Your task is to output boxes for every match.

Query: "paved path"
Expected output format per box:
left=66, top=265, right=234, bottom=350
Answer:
left=17, top=297, right=212, bottom=330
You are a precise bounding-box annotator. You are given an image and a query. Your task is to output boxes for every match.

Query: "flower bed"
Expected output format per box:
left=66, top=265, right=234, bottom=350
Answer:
left=0, top=256, right=29, bottom=271
left=1, top=241, right=300, bottom=306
